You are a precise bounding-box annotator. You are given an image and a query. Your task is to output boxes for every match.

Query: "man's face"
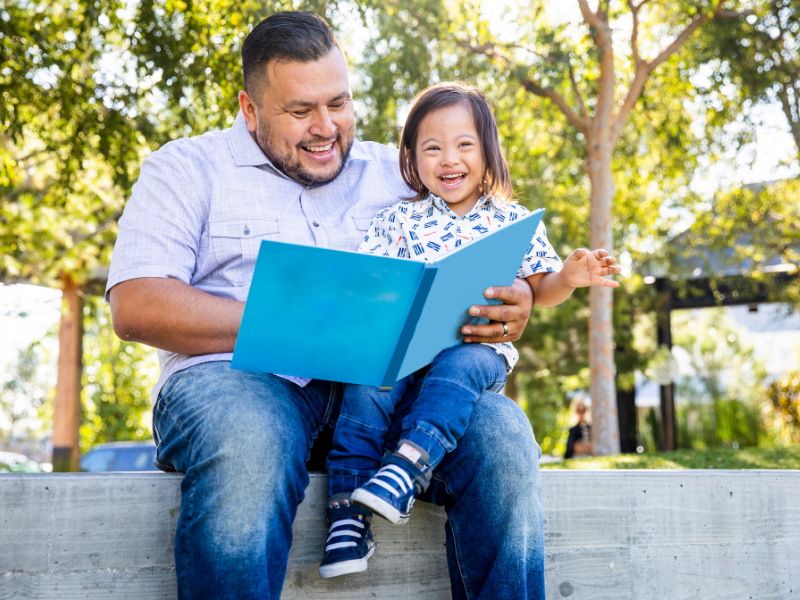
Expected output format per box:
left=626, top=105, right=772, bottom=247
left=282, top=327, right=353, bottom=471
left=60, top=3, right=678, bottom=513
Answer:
left=239, top=47, right=355, bottom=186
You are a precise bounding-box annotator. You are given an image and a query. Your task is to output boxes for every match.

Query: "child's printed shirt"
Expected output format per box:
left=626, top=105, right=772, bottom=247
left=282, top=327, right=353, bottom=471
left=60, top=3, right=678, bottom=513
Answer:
left=357, top=193, right=563, bottom=372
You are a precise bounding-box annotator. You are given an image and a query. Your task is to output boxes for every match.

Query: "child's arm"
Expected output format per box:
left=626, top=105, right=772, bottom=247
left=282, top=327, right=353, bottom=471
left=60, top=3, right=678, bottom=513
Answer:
left=526, top=248, right=621, bottom=307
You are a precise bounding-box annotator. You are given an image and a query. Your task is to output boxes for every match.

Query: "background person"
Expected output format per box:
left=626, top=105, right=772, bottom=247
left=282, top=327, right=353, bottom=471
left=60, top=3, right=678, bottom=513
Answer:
left=565, top=400, right=593, bottom=459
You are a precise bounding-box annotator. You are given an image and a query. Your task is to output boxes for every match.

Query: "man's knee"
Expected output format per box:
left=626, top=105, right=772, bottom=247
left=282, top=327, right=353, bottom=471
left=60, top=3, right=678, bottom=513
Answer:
left=462, top=391, right=540, bottom=477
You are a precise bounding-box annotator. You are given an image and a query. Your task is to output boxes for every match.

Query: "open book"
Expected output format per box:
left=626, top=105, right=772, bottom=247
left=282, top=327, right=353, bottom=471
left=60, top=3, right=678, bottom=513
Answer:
left=231, top=208, right=544, bottom=387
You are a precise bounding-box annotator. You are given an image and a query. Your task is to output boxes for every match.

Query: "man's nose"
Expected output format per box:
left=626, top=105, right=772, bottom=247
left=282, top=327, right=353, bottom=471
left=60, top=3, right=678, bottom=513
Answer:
left=310, top=108, right=336, bottom=139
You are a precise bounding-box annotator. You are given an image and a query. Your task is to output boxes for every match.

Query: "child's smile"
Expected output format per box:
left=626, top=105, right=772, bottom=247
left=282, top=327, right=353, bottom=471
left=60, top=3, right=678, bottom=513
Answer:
left=414, top=103, right=486, bottom=217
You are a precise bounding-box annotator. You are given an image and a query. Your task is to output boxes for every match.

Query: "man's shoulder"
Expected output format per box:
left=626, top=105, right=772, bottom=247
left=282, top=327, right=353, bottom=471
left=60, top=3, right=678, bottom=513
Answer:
left=353, top=139, right=400, bottom=164
left=145, top=128, right=231, bottom=171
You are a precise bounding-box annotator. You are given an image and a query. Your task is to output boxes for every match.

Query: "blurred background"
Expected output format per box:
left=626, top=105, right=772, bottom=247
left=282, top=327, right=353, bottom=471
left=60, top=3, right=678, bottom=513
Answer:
left=1, top=0, right=799, bottom=471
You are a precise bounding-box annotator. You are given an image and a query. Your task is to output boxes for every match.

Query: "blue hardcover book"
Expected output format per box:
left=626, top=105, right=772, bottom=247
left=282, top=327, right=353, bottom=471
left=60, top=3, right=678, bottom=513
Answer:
left=231, top=208, right=544, bottom=387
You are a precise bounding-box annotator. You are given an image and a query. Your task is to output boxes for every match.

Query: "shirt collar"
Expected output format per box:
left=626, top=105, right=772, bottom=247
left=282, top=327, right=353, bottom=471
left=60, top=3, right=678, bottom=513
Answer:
left=228, top=111, right=372, bottom=171
left=428, top=192, right=494, bottom=218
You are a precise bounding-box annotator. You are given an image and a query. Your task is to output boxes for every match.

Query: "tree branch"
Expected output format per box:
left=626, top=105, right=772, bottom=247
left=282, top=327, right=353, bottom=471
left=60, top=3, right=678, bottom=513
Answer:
left=520, top=78, right=587, bottom=135
left=576, top=0, right=613, bottom=48
left=455, top=38, right=510, bottom=65
left=627, top=0, right=647, bottom=68
left=611, top=11, right=710, bottom=140
left=457, top=37, right=588, bottom=134
left=568, top=62, right=589, bottom=120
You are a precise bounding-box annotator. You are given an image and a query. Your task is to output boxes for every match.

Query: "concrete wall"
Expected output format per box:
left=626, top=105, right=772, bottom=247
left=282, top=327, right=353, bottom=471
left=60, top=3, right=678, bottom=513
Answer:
left=1, top=471, right=798, bottom=599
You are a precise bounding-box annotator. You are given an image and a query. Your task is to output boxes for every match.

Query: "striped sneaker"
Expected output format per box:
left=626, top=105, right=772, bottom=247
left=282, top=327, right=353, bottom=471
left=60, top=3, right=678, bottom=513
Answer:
left=318, top=494, right=375, bottom=579
left=350, top=440, right=432, bottom=525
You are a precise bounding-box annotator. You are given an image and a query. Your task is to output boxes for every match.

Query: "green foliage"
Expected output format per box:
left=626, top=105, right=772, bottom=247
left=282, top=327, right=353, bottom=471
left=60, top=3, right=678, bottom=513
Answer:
left=80, top=297, right=158, bottom=451
left=697, top=0, right=800, bottom=157
left=4, top=0, right=798, bottom=452
left=0, top=0, right=157, bottom=284
left=672, top=308, right=768, bottom=449
left=542, top=445, right=800, bottom=470
left=764, top=372, right=800, bottom=445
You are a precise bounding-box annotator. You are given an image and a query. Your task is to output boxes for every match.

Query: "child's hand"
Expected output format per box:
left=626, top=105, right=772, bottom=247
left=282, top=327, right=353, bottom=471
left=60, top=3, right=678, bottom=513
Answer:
left=561, top=248, right=621, bottom=289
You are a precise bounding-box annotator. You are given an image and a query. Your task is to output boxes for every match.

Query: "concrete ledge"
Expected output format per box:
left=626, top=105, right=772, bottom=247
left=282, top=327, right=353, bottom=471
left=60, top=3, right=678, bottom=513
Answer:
left=1, top=471, right=799, bottom=599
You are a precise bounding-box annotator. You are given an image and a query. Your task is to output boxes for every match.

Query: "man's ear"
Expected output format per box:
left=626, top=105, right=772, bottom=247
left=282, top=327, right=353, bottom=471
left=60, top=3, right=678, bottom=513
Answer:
left=238, top=90, right=258, bottom=133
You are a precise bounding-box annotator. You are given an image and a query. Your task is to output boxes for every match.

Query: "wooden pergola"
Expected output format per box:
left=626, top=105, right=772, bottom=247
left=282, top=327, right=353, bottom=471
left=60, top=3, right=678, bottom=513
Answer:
left=649, top=268, right=796, bottom=451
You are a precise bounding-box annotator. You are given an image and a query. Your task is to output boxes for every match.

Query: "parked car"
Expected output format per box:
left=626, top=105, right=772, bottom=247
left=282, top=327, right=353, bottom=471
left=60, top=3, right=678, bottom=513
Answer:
left=80, top=442, right=159, bottom=472
left=0, top=451, right=47, bottom=473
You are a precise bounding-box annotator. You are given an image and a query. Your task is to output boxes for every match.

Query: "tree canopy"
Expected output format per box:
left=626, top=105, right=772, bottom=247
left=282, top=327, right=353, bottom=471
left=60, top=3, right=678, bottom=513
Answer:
left=2, top=0, right=799, bottom=455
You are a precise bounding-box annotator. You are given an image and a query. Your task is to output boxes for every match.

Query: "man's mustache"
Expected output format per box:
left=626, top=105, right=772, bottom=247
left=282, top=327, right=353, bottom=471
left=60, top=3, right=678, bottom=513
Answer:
left=298, top=134, right=340, bottom=148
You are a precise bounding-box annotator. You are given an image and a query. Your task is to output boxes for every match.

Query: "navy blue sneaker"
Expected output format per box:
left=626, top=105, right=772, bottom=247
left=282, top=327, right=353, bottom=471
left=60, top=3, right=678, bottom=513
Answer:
left=351, top=440, right=432, bottom=525
left=318, top=494, right=375, bottom=579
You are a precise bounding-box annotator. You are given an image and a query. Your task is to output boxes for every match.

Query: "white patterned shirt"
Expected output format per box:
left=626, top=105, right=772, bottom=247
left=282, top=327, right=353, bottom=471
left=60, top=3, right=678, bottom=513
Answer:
left=357, top=193, right=562, bottom=372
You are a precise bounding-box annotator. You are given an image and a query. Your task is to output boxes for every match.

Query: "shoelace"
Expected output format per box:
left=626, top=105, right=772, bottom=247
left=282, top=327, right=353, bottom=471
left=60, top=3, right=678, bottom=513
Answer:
left=365, top=464, right=414, bottom=498
left=325, top=517, right=365, bottom=552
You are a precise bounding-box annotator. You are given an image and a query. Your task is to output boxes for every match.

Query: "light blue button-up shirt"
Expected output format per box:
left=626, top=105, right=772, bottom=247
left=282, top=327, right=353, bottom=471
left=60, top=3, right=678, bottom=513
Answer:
left=106, top=112, right=409, bottom=400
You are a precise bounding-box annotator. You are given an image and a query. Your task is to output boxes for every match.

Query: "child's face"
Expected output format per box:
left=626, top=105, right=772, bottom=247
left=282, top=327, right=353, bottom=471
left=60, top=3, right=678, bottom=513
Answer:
left=414, top=103, right=486, bottom=217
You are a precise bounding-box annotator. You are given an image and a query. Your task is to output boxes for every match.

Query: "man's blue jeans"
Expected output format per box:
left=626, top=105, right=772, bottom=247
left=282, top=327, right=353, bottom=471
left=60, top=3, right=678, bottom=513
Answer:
left=328, top=344, right=507, bottom=496
left=153, top=360, right=545, bottom=600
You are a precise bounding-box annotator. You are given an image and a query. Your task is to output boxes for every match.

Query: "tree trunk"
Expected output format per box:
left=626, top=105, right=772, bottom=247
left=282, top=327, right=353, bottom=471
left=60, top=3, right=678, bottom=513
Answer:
left=585, top=144, right=620, bottom=456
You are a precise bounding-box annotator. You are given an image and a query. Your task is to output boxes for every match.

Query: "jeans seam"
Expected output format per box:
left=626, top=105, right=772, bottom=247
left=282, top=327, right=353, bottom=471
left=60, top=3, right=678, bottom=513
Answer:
left=323, top=382, right=337, bottom=426
left=445, top=498, right=474, bottom=600
left=407, top=424, right=453, bottom=454
left=337, top=414, right=390, bottom=432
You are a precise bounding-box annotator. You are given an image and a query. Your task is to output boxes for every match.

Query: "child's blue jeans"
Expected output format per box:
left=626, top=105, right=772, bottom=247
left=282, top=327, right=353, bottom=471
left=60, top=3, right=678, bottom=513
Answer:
left=327, top=343, right=507, bottom=496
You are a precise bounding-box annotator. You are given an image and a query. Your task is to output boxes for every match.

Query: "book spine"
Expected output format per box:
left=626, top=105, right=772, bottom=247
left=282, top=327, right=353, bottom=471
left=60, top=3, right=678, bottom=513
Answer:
left=379, top=265, right=439, bottom=388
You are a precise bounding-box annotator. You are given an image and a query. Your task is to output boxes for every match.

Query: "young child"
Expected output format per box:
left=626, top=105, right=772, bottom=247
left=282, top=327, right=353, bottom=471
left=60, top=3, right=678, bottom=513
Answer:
left=319, top=82, right=620, bottom=579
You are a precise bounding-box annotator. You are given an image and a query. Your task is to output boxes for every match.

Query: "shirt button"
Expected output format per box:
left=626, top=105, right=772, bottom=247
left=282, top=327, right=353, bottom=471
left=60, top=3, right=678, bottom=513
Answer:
left=243, top=227, right=250, bottom=235
left=312, top=221, right=320, bottom=227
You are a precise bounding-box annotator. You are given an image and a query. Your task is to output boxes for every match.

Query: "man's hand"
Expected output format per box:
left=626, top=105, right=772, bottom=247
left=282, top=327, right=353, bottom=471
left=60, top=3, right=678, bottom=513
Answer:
left=461, top=278, right=532, bottom=344
left=561, top=248, right=621, bottom=289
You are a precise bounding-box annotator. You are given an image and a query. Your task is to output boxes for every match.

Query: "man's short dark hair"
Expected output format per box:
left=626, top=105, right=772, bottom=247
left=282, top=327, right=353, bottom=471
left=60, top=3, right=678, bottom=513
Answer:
left=242, top=12, right=341, bottom=100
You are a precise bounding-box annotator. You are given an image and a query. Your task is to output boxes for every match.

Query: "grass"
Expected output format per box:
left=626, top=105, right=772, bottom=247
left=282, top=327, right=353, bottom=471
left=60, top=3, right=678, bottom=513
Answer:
left=541, top=446, right=800, bottom=470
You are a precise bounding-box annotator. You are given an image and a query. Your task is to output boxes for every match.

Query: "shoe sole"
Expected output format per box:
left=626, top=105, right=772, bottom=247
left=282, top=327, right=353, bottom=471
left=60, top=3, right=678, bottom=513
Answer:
left=318, top=543, right=376, bottom=579
left=351, top=488, right=409, bottom=525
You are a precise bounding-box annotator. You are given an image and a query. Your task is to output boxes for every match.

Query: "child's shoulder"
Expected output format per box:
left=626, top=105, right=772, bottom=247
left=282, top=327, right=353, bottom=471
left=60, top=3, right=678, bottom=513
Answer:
left=487, top=197, right=533, bottom=218
left=376, top=197, right=431, bottom=219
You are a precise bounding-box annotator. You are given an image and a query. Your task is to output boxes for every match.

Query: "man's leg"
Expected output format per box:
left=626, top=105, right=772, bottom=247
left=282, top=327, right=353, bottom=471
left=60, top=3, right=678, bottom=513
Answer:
left=153, top=361, right=336, bottom=600
left=385, top=387, right=546, bottom=600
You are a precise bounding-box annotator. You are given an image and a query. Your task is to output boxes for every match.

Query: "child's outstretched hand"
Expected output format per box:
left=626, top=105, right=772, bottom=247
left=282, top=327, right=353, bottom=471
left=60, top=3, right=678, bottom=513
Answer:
left=561, top=248, right=621, bottom=289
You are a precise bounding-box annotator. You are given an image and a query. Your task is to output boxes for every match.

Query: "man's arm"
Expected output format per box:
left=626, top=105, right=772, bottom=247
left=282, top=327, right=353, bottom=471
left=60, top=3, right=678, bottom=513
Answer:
left=110, top=278, right=244, bottom=355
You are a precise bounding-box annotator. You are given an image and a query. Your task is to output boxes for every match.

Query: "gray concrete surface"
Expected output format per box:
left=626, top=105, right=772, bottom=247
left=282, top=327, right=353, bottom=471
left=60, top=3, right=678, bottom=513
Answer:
left=1, top=470, right=798, bottom=599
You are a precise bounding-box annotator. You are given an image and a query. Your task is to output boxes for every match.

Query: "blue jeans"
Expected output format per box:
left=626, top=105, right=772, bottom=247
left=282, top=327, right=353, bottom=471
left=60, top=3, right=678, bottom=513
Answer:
left=327, top=344, right=507, bottom=496
left=153, top=360, right=545, bottom=599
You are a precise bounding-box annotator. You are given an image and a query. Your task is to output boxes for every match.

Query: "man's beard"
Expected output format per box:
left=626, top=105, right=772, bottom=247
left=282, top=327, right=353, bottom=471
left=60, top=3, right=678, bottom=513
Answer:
left=255, top=119, right=353, bottom=186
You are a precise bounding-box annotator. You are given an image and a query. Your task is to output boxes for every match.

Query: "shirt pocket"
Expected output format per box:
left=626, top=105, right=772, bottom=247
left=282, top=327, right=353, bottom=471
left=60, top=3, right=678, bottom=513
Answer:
left=351, top=215, right=377, bottom=248
left=208, top=218, right=280, bottom=286
left=351, top=216, right=375, bottom=231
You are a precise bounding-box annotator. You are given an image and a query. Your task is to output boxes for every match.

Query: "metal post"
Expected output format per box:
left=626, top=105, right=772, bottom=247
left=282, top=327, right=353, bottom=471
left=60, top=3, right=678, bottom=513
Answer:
left=655, top=279, right=677, bottom=451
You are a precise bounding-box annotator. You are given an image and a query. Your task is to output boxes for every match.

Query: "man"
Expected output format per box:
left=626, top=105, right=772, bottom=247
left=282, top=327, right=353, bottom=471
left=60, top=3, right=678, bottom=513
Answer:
left=107, top=12, right=545, bottom=600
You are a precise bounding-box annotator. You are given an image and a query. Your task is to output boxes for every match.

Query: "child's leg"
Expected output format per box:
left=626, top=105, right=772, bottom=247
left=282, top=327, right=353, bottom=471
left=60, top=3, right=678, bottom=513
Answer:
left=326, top=378, right=412, bottom=497
left=350, top=345, right=506, bottom=524
left=320, top=379, right=413, bottom=579
left=399, top=343, right=507, bottom=469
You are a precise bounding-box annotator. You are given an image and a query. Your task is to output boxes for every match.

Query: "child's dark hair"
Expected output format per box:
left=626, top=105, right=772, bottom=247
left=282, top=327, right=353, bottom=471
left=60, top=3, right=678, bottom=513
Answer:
left=399, top=81, right=513, bottom=202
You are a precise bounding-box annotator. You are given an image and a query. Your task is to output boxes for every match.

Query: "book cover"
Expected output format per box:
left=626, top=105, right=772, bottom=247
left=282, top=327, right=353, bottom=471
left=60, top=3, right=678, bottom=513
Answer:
left=231, top=208, right=544, bottom=386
